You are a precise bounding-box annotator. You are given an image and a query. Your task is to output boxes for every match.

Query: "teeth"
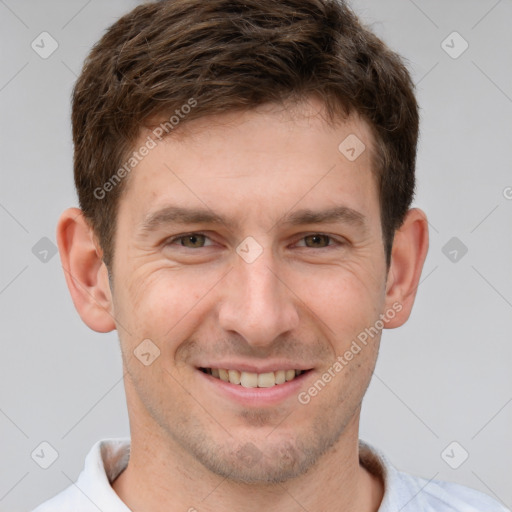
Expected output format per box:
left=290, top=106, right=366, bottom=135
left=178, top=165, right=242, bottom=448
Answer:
left=285, top=369, right=296, bottom=381
left=240, top=372, right=258, bottom=388
left=204, top=368, right=306, bottom=387
left=228, top=369, right=241, bottom=385
left=275, top=370, right=286, bottom=385
left=258, top=372, right=275, bottom=388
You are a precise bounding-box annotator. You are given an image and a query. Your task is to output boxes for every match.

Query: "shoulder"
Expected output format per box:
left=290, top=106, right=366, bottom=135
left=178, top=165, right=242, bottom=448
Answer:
left=30, top=438, right=131, bottom=512
left=358, top=440, right=510, bottom=512
left=390, top=469, right=510, bottom=512
left=31, top=484, right=92, bottom=512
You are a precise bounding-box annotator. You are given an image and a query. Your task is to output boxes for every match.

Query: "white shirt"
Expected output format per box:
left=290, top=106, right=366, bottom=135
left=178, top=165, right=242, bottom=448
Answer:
left=32, top=437, right=510, bottom=512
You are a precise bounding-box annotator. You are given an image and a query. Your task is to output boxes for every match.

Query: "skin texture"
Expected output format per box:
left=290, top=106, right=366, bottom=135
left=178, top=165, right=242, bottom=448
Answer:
left=57, top=97, right=429, bottom=512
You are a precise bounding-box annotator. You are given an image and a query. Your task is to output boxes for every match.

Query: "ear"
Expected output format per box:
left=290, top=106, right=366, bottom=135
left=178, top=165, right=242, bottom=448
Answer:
left=383, top=208, right=429, bottom=328
left=56, top=207, right=116, bottom=333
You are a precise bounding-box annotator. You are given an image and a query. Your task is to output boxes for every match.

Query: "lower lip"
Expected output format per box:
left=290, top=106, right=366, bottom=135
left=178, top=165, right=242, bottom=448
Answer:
left=196, top=369, right=313, bottom=407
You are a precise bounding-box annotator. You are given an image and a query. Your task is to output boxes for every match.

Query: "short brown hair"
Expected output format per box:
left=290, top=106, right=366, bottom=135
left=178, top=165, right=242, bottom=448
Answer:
left=72, top=0, right=419, bottom=269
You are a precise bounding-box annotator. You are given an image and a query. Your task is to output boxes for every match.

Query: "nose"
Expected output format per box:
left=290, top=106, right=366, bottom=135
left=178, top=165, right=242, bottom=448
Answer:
left=217, top=245, right=300, bottom=349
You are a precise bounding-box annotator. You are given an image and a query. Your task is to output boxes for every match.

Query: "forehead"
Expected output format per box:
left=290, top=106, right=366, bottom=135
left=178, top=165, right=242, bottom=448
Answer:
left=118, top=98, right=380, bottom=231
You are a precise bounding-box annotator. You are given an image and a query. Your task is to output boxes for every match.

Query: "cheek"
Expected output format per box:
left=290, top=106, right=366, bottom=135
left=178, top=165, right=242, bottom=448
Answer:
left=113, top=246, right=386, bottom=354
left=114, top=265, right=214, bottom=346
left=298, top=262, right=386, bottom=341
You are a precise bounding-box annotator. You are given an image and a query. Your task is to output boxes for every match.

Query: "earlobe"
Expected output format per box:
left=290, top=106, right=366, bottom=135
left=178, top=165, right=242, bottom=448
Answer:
left=383, top=208, right=429, bottom=329
left=56, top=208, right=116, bottom=333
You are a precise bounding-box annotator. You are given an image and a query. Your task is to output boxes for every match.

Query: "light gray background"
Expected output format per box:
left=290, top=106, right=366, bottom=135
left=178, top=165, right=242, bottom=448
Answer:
left=1, top=1, right=511, bottom=511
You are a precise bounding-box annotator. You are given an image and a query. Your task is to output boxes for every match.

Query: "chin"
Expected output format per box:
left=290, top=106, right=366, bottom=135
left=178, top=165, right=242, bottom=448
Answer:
left=185, top=431, right=336, bottom=485
left=204, top=445, right=309, bottom=484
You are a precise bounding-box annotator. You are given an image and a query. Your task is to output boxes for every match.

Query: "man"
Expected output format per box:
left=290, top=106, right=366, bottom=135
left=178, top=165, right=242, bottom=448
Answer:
left=32, top=0, right=509, bottom=510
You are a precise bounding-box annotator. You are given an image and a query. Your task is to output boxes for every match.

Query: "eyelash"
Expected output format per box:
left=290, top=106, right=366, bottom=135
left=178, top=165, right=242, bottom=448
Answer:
left=165, top=232, right=346, bottom=250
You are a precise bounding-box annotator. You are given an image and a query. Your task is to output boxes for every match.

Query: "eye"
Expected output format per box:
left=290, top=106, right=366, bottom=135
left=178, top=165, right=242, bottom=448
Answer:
left=166, top=233, right=214, bottom=248
left=164, top=232, right=345, bottom=250
left=294, top=233, right=344, bottom=249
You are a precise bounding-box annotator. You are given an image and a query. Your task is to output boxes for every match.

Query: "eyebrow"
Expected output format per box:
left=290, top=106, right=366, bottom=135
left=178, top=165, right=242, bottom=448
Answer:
left=139, top=205, right=368, bottom=234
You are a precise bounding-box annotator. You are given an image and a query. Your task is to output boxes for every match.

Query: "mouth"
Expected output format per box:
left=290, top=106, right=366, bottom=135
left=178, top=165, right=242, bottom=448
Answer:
left=199, top=367, right=311, bottom=388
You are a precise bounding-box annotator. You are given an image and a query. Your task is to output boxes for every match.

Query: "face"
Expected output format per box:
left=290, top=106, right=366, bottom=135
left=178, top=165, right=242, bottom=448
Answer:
left=110, top=97, right=392, bottom=483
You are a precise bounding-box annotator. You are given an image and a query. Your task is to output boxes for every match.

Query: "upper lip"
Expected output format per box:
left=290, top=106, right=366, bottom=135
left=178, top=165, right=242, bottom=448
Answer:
left=196, top=361, right=314, bottom=373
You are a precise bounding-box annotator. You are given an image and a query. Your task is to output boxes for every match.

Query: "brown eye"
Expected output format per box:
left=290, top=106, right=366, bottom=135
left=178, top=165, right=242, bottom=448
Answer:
left=168, top=233, right=212, bottom=248
left=302, top=234, right=332, bottom=248
left=180, top=234, right=206, bottom=248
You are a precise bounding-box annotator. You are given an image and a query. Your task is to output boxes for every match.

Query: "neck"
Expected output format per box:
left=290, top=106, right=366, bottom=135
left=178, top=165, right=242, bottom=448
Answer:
left=112, top=412, right=383, bottom=512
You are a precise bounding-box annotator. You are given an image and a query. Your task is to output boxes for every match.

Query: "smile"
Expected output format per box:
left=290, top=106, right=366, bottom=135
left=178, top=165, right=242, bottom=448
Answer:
left=199, top=368, right=309, bottom=388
